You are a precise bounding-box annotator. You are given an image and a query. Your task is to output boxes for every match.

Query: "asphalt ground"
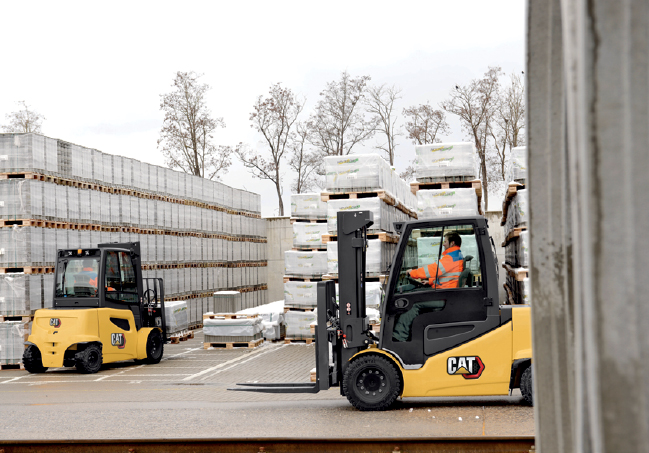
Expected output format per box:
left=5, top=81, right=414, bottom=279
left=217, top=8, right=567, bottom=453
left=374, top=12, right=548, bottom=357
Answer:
left=0, top=330, right=534, bottom=440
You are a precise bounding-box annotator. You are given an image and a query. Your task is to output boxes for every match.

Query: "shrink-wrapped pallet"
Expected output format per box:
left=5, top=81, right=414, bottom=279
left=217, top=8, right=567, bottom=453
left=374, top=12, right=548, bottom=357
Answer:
left=325, top=154, right=392, bottom=194
left=505, top=189, right=529, bottom=235
left=0, top=273, right=29, bottom=315
left=238, top=300, right=285, bottom=340
left=0, top=179, right=44, bottom=220
left=416, top=188, right=480, bottom=219
left=284, top=281, right=318, bottom=308
left=203, top=315, right=264, bottom=342
left=0, top=226, right=43, bottom=267
left=285, top=310, right=316, bottom=338
left=164, top=300, right=189, bottom=335
left=284, top=250, right=327, bottom=277
left=290, top=193, right=327, bottom=219
left=0, top=134, right=50, bottom=174
left=508, top=147, right=527, bottom=183
left=327, top=239, right=395, bottom=275
left=327, top=197, right=407, bottom=234
left=0, top=321, right=27, bottom=364
left=293, top=222, right=327, bottom=249
left=518, top=231, right=529, bottom=267
left=333, top=281, right=382, bottom=309
left=213, top=291, right=242, bottom=313
left=416, top=237, right=443, bottom=268
left=415, top=142, right=477, bottom=181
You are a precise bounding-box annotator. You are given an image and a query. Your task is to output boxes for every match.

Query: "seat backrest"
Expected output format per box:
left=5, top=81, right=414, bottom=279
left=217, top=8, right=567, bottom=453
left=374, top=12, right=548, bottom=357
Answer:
left=459, top=255, right=474, bottom=287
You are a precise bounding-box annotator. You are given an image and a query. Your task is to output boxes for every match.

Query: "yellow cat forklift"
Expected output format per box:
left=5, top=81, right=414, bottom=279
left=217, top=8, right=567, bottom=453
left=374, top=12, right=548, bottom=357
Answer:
left=23, top=242, right=167, bottom=374
left=232, top=211, right=533, bottom=410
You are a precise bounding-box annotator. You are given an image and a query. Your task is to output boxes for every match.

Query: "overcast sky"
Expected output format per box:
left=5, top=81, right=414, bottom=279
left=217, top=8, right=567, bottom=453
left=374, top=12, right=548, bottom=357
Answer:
left=1, top=1, right=525, bottom=216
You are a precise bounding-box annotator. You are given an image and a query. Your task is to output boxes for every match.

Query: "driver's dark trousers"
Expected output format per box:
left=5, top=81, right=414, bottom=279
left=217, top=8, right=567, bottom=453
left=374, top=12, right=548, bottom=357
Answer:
left=392, top=300, right=445, bottom=342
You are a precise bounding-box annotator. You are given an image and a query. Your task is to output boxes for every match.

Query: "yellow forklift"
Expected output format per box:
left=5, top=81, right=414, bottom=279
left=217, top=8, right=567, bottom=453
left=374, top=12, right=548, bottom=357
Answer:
left=23, top=242, right=167, bottom=374
left=232, top=211, right=533, bottom=410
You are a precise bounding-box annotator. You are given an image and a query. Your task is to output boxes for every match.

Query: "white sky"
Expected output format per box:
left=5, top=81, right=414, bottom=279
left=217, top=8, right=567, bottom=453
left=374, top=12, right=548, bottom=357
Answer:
left=0, top=1, right=525, bottom=216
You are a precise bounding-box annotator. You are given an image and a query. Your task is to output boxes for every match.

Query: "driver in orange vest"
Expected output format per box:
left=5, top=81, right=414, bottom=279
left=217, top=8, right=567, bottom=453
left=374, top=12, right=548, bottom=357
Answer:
left=75, top=259, right=98, bottom=295
left=393, top=232, right=464, bottom=342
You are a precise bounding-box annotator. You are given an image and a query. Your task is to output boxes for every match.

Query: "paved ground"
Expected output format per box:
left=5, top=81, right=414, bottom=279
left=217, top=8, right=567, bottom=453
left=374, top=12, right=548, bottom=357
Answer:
left=0, top=330, right=534, bottom=440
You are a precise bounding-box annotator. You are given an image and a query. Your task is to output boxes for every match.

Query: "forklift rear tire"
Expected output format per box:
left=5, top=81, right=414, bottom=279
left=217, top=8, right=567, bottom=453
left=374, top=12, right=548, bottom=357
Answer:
left=23, top=345, right=48, bottom=373
left=75, top=344, right=103, bottom=374
left=145, top=329, right=164, bottom=364
left=343, top=355, right=401, bottom=411
left=520, top=366, right=534, bottom=406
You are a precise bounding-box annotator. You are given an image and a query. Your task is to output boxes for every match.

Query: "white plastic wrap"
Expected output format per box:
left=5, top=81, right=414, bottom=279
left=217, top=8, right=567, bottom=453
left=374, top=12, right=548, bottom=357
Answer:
left=293, top=222, right=327, bottom=248
left=325, top=154, right=391, bottom=193
left=505, top=189, right=529, bottom=234
left=327, top=197, right=409, bottom=234
left=285, top=310, right=316, bottom=338
left=416, top=237, right=443, bottom=268
left=284, top=250, right=328, bottom=277
left=203, top=316, right=263, bottom=337
left=284, top=281, right=318, bottom=308
left=518, top=230, right=529, bottom=267
left=327, top=239, right=394, bottom=275
left=416, top=188, right=480, bottom=219
left=415, top=142, right=477, bottom=180
left=164, top=300, right=189, bottom=334
left=0, top=273, right=28, bottom=315
left=237, top=300, right=285, bottom=340
left=290, top=193, right=327, bottom=219
left=508, top=146, right=527, bottom=183
left=0, top=321, right=26, bottom=364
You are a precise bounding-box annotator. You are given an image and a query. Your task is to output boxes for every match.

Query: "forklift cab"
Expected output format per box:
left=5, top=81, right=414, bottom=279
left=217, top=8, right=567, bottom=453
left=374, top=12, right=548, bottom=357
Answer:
left=380, top=217, right=503, bottom=368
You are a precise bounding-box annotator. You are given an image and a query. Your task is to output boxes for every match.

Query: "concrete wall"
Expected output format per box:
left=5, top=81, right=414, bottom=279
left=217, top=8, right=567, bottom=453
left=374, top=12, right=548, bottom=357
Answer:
left=265, top=217, right=293, bottom=303
left=528, top=0, right=649, bottom=451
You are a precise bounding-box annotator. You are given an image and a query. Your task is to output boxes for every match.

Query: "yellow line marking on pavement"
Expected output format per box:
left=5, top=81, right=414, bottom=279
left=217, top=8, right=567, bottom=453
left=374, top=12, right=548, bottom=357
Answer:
left=183, top=343, right=287, bottom=382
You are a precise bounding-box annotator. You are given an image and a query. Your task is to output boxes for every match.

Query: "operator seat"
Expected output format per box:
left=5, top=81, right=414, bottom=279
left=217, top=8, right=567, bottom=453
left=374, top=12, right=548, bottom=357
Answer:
left=458, top=255, right=473, bottom=288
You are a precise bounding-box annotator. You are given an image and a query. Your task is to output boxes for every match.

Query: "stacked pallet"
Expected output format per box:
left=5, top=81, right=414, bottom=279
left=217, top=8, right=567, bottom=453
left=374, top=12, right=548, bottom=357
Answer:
left=501, top=146, right=529, bottom=305
left=202, top=313, right=264, bottom=349
left=410, top=142, right=483, bottom=218
left=0, top=133, right=268, bottom=349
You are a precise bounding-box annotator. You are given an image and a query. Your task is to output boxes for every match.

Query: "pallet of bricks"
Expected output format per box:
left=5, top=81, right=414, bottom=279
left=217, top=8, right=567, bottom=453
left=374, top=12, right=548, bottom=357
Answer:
left=0, top=133, right=269, bottom=364
left=303, top=154, right=417, bottom=336
left=501, top=147, right=529, bottom=305
left=202, top=292, right=264, bottom=349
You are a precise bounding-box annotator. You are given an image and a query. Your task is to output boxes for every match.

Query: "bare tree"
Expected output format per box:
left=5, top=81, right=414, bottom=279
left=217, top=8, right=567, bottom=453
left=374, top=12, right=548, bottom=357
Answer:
left=307, top=71, right=376, bottom=158
left=490, top=73, right=526, bottom=181
left=402, top=103, right=450, bottom=145
left=441, top=67, right=503, bottom=209
left=365, top=84, right=402, bottom=165
left=288, top=122, right=321, bottom=193
left=158, top=71, right=231, bottom=180
left=2, top=101, right=45, bottom=133
left=236, top=83, right=304, bottom=216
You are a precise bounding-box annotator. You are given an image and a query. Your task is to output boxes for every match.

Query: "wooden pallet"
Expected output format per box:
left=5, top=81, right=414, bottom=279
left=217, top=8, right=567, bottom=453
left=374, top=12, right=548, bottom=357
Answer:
left=0, top=267, right=54, bottom=275
left=501, top=183, right=526, bottom=225
left=290, top=218, right=327, bottom=224
left=322, top=273, right=388, bottom=283
left=503, top=263, right=528, bottom=282
left=0, top=314, right=33, bottom=323
left=283, top=276, right=324, bottom=283
left=0, top=172, right=40, bottom=180
left=284, top=306, right=315, bottom=313
left=321, top=189, right=395, bottom=205
left=0, top=363, right=25, bottom=371
left=169, top=330, right=195, bottom=344
left=203, top=338, right=263, bottom=349
left=0, top=219, right=46, bottom=228
left=502, top=227, right=527, bottom=246
left=284, top=337, right=315, bottom=345
left=370, top=323, right=381, bottom=333
left=503, top=283, right=515, bottom=305
left=311, top=367, right=317, bottom=382
left=322, top=231, right=399, bottom=244
left=203, top=313, right=259, bottom=320
left=410, top=179, right=482, bottom=195
left=292, top=246, right=327, bottom=252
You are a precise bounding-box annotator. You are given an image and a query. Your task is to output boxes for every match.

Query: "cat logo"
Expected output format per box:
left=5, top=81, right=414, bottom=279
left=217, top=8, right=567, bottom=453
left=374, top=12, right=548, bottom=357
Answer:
left=447, top=356, right=485, bottom=379
left=111, top=333, right=126, bottom=349
left=49, top=318, right=61, bottom=328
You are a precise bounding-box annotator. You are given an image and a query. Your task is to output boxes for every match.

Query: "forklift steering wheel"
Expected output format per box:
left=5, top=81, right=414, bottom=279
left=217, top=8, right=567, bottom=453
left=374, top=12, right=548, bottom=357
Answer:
left=405, top=274, right=428, bottom=288
left=143, top=288, right=157, bottom=307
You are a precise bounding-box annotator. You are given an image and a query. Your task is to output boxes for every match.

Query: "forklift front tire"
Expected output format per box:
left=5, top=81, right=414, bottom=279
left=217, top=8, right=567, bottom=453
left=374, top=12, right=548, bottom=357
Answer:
left=75, top=344, right=103, bottom=374
left=520, top=365, right=534, bottom=406
left=145, top=329, right=164, bottom=364
left=343, top=355, right=401, bottom=411
left=23, top=345, right=48, bottom=373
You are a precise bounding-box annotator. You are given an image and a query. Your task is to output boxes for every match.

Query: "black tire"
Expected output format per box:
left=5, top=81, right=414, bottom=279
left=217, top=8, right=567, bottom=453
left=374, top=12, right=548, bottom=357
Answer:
left=23, top=345, right=48, bottom=373
left=520, top=366, right=534, bottom=406
left=75, top=344, right=102, bottom=374
left=145, top=329, right=164, bottom=364
left=343, top=355, right=401, bottom=411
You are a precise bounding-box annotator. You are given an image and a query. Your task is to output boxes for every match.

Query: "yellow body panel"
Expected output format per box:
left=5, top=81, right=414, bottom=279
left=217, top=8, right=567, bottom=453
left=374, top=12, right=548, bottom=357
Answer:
left=29, top=308, right=152, bottom=367
left=355, top=307, right=533, bottom=398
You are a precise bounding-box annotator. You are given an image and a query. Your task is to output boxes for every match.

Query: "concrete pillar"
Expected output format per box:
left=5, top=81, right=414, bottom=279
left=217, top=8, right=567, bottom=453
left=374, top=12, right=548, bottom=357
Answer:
left=265, top=217, right=293, bottom=303
left=528, top=0, right=649, bottom=451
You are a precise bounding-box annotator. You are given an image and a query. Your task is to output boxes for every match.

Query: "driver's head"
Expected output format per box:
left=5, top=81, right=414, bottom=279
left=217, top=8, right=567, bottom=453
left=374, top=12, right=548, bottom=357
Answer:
left=82, top=259, right=96, bottom=271
left=443, top=232, right=462, bottom=250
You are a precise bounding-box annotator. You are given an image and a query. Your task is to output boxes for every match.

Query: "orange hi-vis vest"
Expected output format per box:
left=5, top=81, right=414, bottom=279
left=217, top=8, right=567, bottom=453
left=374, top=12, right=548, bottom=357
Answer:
left=409, top=245, right=464, bottom=289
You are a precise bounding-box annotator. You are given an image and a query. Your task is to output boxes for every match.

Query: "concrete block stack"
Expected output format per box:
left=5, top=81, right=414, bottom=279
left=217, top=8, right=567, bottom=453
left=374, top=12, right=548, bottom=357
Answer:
left=501, top=146, right=529, bottom=304
left=202, top=313, right=264, bottom=349
left=410, top=142, right=483, bottom=219
left=0, top=133, right=268, bottom=336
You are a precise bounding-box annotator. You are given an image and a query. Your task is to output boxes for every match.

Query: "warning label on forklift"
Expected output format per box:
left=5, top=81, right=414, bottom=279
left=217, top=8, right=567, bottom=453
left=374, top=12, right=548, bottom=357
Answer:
left=447, top=356, right=485, bottom=379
